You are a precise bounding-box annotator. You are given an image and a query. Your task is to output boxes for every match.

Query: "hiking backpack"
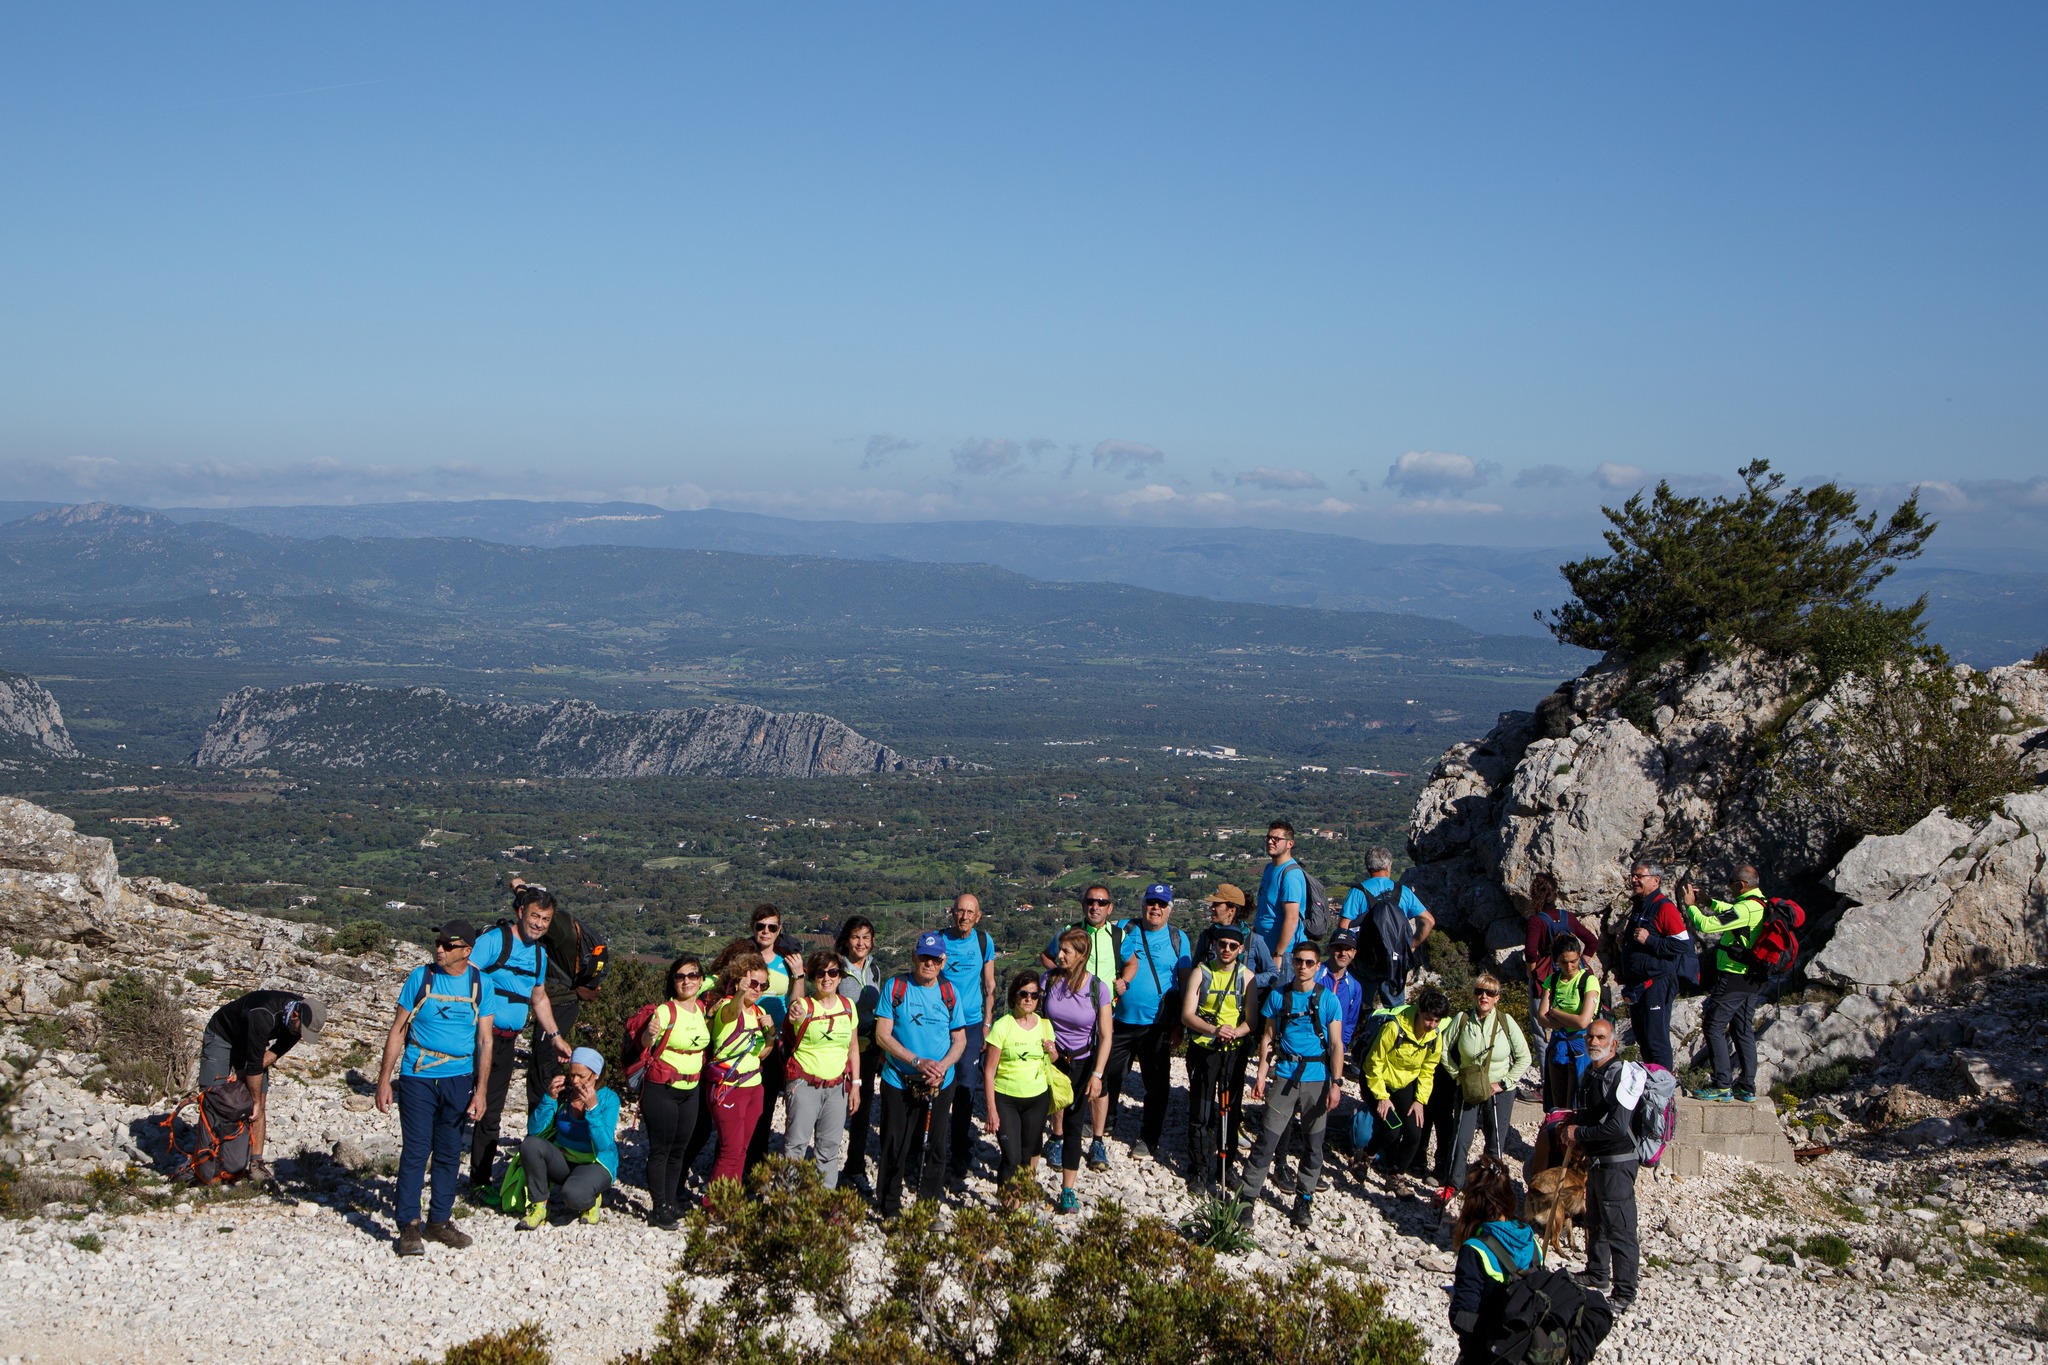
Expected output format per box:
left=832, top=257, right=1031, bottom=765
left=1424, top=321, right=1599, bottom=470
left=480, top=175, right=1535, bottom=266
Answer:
left=621, top=1000, right=684, bottom=1093
left=1274, top=982, right=1334, bottom=1082
left=1735, top=897, right=1806, bottom=980
left=161, top=1080, right=255, bottom=1185
left=1355, top=885, right=1415, bottom=995
left=1297, top=866, right=1338, bottom=943
left=1474, top=1230, right=1615, bottom=1365
left=1624, top=1060, right=1681, bottom=1167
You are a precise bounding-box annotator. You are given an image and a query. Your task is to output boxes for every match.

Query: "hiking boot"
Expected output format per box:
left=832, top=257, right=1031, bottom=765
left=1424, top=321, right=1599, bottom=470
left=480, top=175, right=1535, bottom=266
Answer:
left=1733, top=1087, right=1757, bottom=1104
left=580, top=1201, right=602, bottom=1225
left=423, top=1220, right=472, bottom=1249
left=517, top=1203, right=547, bottom=1231
left=246, top=1155, right=274, bottom=1184
left=396, top=1221, right=426, bottom=1256
left=462, top=1181, right=498, bottom=1208
left=1571, top=1272, right=1610, bottom=1292
left=1045, top=1139, right=1063, bottom=1167
left=1130, top=1139, right=1151, bottom=1160
left=1087, top=1139, right=1109, bottom=1171
left=1056, top=1187, right=1080, bottom=1214
left=1611, top=1297, right=1634, bottom=1315
left=1233, top=1198, right=1255, bottom=1229
left=1693, top=1086, right=1732, bottom=1102
left=1289, top=1197, right=1313, bottom=1230
left=1273, top=1162, right=1296, bottom=1192
left=650, top=1204, right=681, bottom=1231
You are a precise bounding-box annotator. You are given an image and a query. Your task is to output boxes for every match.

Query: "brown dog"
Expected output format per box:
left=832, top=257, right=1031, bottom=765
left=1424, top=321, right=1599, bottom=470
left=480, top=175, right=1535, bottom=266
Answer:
left=1525, top=1125, right=1590, bottom=1255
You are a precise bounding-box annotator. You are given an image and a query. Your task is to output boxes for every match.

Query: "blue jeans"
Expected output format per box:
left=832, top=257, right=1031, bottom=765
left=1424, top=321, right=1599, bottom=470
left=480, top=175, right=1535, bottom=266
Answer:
left=396, top=1072, right=474, bottom=1225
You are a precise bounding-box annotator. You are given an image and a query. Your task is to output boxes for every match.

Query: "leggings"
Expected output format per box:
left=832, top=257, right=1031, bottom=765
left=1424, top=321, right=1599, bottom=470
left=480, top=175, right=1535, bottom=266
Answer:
left=992, top=1089, right=1052, bottom=1187
left=519, top=1135, right=612, bottom=1216
left=709, top=1082, right=766, bottom=1189
left=639, top=1081, right=702, bottom=1212
left=1054, top=1052, right=1095, bottom=1171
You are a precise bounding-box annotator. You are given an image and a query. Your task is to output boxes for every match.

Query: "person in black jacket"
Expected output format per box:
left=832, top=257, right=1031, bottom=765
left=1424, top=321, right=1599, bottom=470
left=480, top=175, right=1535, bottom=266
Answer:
left=514, top=877, right=610, bottom=1110
left=1448, top=1156, right=1543, bottom=1364
left=198, top=989, right=326, bottom=1175
left=1560, top=1019, right=1642, bottom=1313
left=1619, top=860, right=1695, bottom=1069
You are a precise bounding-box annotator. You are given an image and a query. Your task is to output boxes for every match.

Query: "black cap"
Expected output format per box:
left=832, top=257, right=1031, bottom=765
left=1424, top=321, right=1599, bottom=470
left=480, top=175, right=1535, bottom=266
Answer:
left=436, top=919, right=478, bottom=948
left=1327, top=932, right=1358, bottom=950
left=1210, top=923, right=1247, bottom=944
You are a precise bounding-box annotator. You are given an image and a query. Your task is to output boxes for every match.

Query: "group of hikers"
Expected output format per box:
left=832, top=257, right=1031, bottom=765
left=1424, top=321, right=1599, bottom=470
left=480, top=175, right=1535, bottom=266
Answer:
left=193, top=823, right=1801, bottom=1362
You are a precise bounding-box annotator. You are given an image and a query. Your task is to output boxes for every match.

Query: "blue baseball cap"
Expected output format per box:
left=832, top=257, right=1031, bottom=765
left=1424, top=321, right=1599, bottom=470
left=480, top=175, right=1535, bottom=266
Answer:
left=1143, top=883, right=1174, bottom=905
left=915, top=930, right=948, bottom=959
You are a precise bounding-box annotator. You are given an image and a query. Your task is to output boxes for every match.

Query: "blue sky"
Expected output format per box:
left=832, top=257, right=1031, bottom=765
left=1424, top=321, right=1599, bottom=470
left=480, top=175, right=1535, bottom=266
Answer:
left=2, top=3, right=2044, bottom=544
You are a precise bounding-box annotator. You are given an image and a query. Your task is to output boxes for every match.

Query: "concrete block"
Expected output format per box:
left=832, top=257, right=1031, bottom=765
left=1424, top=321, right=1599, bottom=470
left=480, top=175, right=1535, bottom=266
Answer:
left=1669, top=1143, right=1705, bottom=1178
left=1700, top=1103, right=1758, bottom=1136
left=1733, top=1133, right=1795, bottom=1169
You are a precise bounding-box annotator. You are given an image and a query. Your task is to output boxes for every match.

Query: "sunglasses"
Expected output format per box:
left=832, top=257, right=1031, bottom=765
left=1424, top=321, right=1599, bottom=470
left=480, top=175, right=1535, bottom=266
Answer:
left=674, top=969, right=702, bottom=981
left=1017, top=990, right=1041, bottom=1000
left=817, top=967, right=842, bottom=978
left=1083, top=897, right=1112, bottom=906
left=1293, top=958, right=1319, bottom=968
left=743, top=978, right=769, bottom=991
left=1476, top=988, right=1500, bottom=998
left=754, top=922, right=781, bottom=933
left=435, top=940, right=467, bottom=951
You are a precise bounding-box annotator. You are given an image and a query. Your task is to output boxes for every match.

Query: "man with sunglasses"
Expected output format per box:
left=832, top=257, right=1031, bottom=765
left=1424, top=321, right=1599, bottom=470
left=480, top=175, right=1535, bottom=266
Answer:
left=1103, top=884, right=1191, bottom=1164
left=1619, top=861, right=1696, bottom=1071
left=1253, top=822, right=1309, bottom=960
left=873, top=931, right=968, bottom=1217
left=1181, top=921, right=1255, bottom=1190
left=1232, top=941, right=1344, bottom=1230
left=466, top=884, right=576, bottom=1197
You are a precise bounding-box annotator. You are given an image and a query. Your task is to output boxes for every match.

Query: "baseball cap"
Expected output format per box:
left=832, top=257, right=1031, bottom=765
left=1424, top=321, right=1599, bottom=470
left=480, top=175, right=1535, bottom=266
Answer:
left=1207, top=883, right=1247, bottom=908
left=1210, top=922, right=1247, bottom=944
left=915, top=930, right=948, bottom=959
left=296, top=997, right=327, bottom=1039
left=436, top=919, right=477, bottom=948
left=1143, top=882, right=1174, bottom=905
left=1327, top=931, right=1358, bottom=951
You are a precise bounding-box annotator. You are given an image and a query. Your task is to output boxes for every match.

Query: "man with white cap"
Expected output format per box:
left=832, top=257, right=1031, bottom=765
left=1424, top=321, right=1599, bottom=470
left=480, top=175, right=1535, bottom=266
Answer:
left=1103, top=883, right=1191, bottom=1164
left=515, top=1046, right=622, bottom=1228
left=198, top=987, right=327, bottom=1179
left=873, top=930, right=967, bottom=1217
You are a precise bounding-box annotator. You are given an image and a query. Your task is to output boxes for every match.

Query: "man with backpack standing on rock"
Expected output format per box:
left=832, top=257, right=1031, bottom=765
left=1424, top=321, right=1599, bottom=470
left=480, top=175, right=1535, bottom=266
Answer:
left=1561, top=1018, right=1643, bottom=1315
left=1620, top=860, right=1696, bottom=1071
left=1231, top=939, right=1345, bottom=1230
left=1253, top=821, right=1309, bottom=959
left=1103, top=883, right=1191, bottom=1164
left=466, top=883, right=576, bottom=1197
left=1681, top=863, right=1778, bottom=1103
left=940, top=892, right=998, bottom=1192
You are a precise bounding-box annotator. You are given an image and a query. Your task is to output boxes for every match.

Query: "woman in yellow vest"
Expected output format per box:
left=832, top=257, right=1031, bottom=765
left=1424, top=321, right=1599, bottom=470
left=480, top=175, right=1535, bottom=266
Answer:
left=982, top=971, right=1059, bottom=1189
left=704, top=952, right=774, bottom=1191
left=783, top=949, right=860, bottom=1188
left=638, top=953, right=711, bottom=1228
left=1180, top=922, right=1255, bottom=1190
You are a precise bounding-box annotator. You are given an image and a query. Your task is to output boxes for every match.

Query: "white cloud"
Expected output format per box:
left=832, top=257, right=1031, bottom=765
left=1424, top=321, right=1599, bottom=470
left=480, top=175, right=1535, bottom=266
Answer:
left=1091, top=439, right=1166, bottom=479
left=860, top=434, right=919, bottom=470
left=1592, top=462, right=1647, bottom=490
left=1383, top=450, right=1500, bottom=495
left=950, top=437, right=1025, bottom=477
left=1234, top=466, right=1327, bottom=490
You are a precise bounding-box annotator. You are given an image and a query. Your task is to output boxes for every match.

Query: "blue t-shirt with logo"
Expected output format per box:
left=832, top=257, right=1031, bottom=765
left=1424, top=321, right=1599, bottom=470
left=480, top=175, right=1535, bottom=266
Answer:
left=877, top=977, right=968, bottom=1090
left=396, top=964, right=491, bottom=1077
left=1339, top=876, right=1429, bottom=930
left=1114, top=923, right=1191, bottom=1026
left=1254, top=861, right=1310, bottom=957
left=470, top=924, right=544, bottom=1031
left=939, top=927, right=996, bottom=1026
left=1264, top=983, right=1343, bottom=1084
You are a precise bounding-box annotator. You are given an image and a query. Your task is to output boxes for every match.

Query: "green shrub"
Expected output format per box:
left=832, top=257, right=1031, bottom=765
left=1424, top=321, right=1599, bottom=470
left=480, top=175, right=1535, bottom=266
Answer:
left=96, top=971, right=192, bottom=1102
left=1771, top=1057, right=1863, bottom=1103
left=617, top=1158, right=1425, bottom=1365
left=408, top=1324, right=551, bottom=1365
left=569, top=955, right=663, bottom=1082
left=330, top=920, right=392, bottom=956
left=69, top=1232, right=103, bottom=1253
left=1800, top=1233, right=1853, bottom=1268
left=1179, top=1195, right=1258, bottom=1254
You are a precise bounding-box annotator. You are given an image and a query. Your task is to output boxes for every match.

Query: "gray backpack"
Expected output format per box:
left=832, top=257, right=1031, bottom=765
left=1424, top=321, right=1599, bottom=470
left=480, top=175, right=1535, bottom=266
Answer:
left=163, top=1079, right=255, bottom=1185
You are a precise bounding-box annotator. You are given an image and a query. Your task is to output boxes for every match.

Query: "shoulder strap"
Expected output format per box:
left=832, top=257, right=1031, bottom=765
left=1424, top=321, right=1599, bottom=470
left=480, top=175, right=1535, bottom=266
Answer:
left=889, top=974, right=908, bottom=1009
left=938, top=978, right=957, bottom=1011
left=979, top=928, right=993, bottom=960
left=1471, top=1230, right=1526, bottom=1280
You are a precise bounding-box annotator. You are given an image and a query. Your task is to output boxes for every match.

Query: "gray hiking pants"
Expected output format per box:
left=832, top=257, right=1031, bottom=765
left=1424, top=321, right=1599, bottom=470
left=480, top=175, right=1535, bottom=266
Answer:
left=1235, top=1076, right=1331, bottom=1204
left=519, top=1135, right=612, bottom=1217
left=783, top=1077, right=850, bottom=1187
left=1584, top=1159, right=1641, bottom=1305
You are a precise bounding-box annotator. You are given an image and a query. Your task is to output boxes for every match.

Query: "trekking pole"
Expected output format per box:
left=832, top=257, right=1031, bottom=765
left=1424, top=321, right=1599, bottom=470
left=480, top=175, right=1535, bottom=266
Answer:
left=1213, top=1050, right=1230, bottom=1191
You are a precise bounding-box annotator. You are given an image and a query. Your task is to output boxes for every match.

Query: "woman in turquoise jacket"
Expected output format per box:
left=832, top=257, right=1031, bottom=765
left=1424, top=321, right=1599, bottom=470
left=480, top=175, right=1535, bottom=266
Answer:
left=517, top=1046, right=621, bottom=1228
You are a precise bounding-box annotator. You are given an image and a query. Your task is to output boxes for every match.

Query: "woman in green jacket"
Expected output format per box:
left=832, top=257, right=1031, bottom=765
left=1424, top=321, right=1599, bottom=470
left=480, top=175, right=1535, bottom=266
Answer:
left=1426, top=972, right=1531, bottom=1200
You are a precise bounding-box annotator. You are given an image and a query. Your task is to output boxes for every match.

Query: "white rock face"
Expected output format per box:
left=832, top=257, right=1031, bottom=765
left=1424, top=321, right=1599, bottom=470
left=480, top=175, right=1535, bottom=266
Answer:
left=0, top=669, right=77, bottom=757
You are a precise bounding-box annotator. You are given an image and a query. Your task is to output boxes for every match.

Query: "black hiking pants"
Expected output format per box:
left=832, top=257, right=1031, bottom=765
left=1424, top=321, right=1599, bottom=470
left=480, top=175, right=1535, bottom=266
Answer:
left=1583, top=1159, right=1641, bottom=1305
left=875, top=1080, right=954, bottom=1217
left=467, top=1026, right=520, bottom=1188
left=1704, top=973, right=1760, bottom=1092
left=1184, top=1043, right=1248, bottom=1176
left=1101, top=1019, right=1172, bottom=1148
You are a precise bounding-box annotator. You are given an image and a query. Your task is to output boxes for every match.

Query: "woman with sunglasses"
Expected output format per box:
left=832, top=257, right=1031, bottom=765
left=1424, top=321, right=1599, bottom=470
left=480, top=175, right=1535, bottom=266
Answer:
left=835, top=915, right=883, bottom=1197
left=702, top=951, right=775, bottom=1192
left=746, top=905, right=806, bottom=1171
left=638, top=953, right=710, bottom=1228
left=1041, top=927, right=1114, bottom=1210
left=982, top=970, right=1058, bottom=1189
left=783, top=949, right=860, bottom=1187
left=1425, top=972, right=1530, bottom=1203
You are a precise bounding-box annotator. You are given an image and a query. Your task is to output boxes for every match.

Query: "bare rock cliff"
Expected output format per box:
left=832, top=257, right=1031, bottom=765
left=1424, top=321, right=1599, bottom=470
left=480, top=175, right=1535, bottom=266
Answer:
left=193, top=682, right=958, bottom=778
left=0, top=669, right=78, bottom=758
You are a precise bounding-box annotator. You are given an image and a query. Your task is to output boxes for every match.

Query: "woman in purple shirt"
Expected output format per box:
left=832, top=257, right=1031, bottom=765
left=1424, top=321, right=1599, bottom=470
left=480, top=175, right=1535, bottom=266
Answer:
left=1040, top=928, right=1114, bottom=1213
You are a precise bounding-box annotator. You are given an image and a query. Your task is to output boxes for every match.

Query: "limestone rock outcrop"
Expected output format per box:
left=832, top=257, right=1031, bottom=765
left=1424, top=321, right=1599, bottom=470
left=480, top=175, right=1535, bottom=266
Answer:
left=0, top=669, right=77, bottom=758
left=194, top=682, right=959, bottom=778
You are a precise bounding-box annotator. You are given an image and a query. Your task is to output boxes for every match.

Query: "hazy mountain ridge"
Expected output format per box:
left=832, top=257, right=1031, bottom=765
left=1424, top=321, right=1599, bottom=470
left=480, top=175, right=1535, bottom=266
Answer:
left=195, top=682, right=958, bottom=777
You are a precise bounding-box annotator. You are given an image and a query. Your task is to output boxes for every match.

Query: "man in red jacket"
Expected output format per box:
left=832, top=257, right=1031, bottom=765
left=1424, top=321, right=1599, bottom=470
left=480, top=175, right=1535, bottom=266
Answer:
left=1619, top=861, right=1696, bottom=1070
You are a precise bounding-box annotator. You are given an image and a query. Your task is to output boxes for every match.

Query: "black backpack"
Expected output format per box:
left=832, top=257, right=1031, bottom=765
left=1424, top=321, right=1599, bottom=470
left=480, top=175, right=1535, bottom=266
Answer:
left=1474, top=1231, right=1615, bottom=1365
left=1354, top=885, right=1414, bottom=992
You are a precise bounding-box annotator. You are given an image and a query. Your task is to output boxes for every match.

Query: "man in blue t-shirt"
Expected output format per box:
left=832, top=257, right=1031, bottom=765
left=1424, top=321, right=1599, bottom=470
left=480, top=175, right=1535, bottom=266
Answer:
left=1338, top=847, right=1436, bottom=1007
left=465, top=886, right=576, bottom=1193
left=1102, top=884, right=1191, bottom=1163
left=874, top=931, right=968, bottom=1217
left=940, top=893, right=998, bottom=1189
left=1232, top=939, right=1345, bottom=1231
left=376, top=919, right=496, bottom=1257
left=1254, top=821, right=1309, bottom=958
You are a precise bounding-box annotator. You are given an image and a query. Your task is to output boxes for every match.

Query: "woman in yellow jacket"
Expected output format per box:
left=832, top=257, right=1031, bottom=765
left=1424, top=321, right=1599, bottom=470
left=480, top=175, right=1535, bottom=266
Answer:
left=1360, top=985, right=1448, bottom=1193
left=783, top=949, right=860, bottom=1187
left=638, top=953, right=710, bottom=1228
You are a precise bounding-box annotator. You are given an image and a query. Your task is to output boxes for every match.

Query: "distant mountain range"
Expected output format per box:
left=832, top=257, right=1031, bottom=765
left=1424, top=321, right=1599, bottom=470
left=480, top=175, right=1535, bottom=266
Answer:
left=197, top=683, right=957, bottom=777
left=1, top=496, right=2033, bottom=662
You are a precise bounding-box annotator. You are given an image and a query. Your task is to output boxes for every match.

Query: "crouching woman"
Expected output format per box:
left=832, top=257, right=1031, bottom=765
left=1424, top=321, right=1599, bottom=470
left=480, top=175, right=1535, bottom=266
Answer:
left=517, top=1046, right=620, bottom=1228
left=1448, top=1156, right=1542, bottom=1364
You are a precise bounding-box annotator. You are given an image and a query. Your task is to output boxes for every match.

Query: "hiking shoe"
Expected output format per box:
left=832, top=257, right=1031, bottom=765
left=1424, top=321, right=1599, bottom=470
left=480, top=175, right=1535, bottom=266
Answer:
left=1290, top=1197, right=1312, bottom=1230
left=1611, top=1297, right=1634, bottom=1315
left=423, top=1220, right=472, bottom=1249
left=1733, top=1087, right=1757, bottom=1104
left=1273, top=1162, right=1296, bottom=1192
left=1056, top=1188, right=1080, bottom=1214
left=1571, top=1272, right=1610, bottom=1292
left=1087, top=1139, right=1109, bottom=1171
left=396, top=1221, right=426, bottom=1257
left=1130, top=1139, right=1151, bottom=1160
left=517, top=1203, right=547, bottom=1231
left=1045, top=1139, right=1063, bottom=1167
left=580, top=1201, right=602, bottom=1225
left=1693, top=1086, right=1733, bottom=1102
left=1234, top=1198, right=1255, bottom=1229
left=650, top=1204, right=681, bottom=1230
